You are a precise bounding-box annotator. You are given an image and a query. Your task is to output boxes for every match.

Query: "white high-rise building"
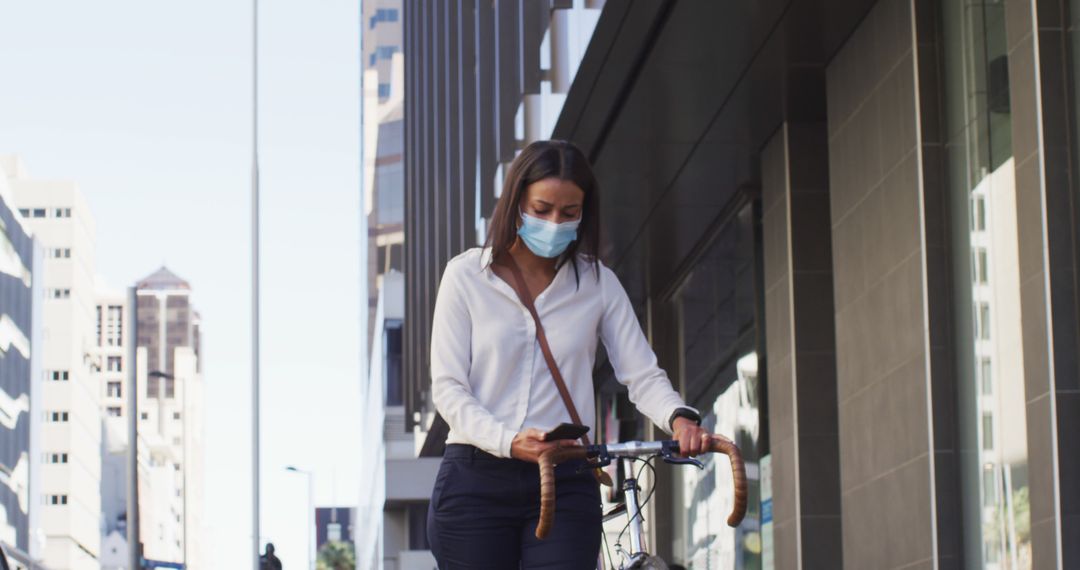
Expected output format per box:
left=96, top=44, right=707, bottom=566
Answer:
left=8, top=163, right=101, bottom=570
left=0, top=156, right=47, bottom=570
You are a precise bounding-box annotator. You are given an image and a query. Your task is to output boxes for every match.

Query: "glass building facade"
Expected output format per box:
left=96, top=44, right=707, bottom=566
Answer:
left=0, top=188, right=40, bottom=564
left=391, top=0, right=1080, bottom=568
left=942, top=2, right=1031, bottom=567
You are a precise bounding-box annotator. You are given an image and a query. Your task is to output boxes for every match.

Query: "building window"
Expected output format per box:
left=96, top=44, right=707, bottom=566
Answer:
left=49, top=288, right=71, bottom=299
left=18, top=209, right=29, bottom=217
left=46, top=453, right=69, bottom=464
left=375, top=45, right=398, bottom=60
left=980, top=358, right=992, bottom=396
left=378, top=83, right=391, bottom=99
left=942, top=0, right=1029, bottom=564
left=47, top=248, right=71, bottom=259
left=49, top=370, right=69, bottom=381
left=370, top=8, right=399, bottom=28
left=140, top=412, right=149, bottom=420
left=977, top=302, right=991, bottom=340
left=173, top=412, right=181, bottom=420
left=669, top=202, right=762, bottom=568
left=107, top=305, right=124, bottom=347
left=973, top=247, right=989, bottom=284
left=107, top=382, right=122, bottom=398
left=107, top=356, right=122, bottom=372
left=32, top=209, right=45, bottom=218
left=46, top=494, right=68, bottom=505
left=384, top=320, right=403, bottom=406
left=971, top=195, right=987, bottom=232
left=46, top=411, right=69, bottom=422
left=107, top=407, right=122, bottom=417
left=407, top=504, right=429, bottom=550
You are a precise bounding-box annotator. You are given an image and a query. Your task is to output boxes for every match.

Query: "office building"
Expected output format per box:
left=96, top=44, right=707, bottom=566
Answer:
left=359, top=1, right=441, bottom=569
left=363, top=0, right=402, bottom=103
left=95, top=269, right=206, bottom=570
left=94, top=285, right=184, bottom=570
left=363, top=0, right=405, bottom=342
left=131, top=267, right=204, bottom=569
left=357, top=270, right=438, bottom=570
left=400, top=0, right=1080, bottom=568
left=8, top=159, right=101, bottom=570
left=0, top=157, right=46, bottom=569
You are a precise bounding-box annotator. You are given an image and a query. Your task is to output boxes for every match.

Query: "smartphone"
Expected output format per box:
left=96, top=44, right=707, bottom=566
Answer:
left=544, top=422, right=589, bottom=441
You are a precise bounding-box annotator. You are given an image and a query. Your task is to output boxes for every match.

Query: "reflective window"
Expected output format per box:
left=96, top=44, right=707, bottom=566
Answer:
left=942, top=0, right=1031, bottom=567
left=670, top=202, right=763, bottom=568
left=680, top=352, right=762, bottom=569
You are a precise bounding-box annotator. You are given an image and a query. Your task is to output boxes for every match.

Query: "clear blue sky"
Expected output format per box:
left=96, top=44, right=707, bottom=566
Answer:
left=0, top=1, right=363, bottom=568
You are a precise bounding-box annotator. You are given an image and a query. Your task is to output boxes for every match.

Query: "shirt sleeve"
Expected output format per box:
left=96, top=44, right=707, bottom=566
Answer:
left=599, top=265, right=698, bottom=435
left=429, top=259, right=519, bottom=458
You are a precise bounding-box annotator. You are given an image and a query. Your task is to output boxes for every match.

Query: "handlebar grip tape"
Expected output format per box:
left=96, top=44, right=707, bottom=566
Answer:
left=534, top=436, right=748, bottom=539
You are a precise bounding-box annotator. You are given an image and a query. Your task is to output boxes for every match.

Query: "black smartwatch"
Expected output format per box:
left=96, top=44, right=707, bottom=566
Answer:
left=668, top=407, right=702, bottom=430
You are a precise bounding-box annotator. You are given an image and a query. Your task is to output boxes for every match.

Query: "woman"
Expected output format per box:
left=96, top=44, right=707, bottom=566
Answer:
left=427, top=140, right=711, bottom=569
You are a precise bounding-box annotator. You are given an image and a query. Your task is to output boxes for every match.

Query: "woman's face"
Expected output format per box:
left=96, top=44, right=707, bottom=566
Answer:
left=519, top=177, right=585, bottom=225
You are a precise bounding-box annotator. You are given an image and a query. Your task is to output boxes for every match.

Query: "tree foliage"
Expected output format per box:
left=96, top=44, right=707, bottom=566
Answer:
left=316, top=540, right=356, bottom=570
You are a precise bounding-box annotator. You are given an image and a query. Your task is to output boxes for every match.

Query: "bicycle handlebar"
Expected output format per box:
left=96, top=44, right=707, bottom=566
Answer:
left=535, top=436, right=748, bottom=539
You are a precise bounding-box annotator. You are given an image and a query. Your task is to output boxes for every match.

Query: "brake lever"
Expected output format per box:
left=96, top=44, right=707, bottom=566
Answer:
left=661, top=451, right=705, bottom=469
left=574, top=454, right=611, bottom=475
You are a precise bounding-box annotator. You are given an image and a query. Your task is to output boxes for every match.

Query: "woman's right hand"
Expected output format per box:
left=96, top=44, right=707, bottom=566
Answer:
left=510, top=428, right=565, bottom=463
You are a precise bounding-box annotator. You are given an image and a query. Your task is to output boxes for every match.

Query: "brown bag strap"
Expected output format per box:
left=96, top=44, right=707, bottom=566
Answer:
left=501, top=254, right=591, bottom=446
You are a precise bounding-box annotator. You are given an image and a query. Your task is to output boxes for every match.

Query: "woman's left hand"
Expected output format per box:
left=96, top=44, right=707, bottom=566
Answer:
left=672, top=417, right=711, bottom=457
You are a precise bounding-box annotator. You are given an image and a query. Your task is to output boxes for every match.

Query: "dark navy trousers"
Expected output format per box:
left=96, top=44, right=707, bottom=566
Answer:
left=427, top=444, right=602, bottom=569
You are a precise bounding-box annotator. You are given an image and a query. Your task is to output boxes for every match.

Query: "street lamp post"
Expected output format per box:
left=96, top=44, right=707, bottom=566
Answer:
left=285, top=466, right=315, bottom=570
left=251, top=0, right=262, bottom=567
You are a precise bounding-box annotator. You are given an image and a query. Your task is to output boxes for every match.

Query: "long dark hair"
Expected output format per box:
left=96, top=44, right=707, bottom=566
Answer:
left=484, top=140, right=600, bottom=283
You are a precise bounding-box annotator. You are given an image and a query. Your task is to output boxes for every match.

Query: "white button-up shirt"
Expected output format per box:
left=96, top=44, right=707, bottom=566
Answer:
left=430, top=248, right=693, bottom=458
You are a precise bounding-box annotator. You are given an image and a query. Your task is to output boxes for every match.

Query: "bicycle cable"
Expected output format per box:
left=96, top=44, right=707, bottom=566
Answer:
left=613, top=451, right=660, bottom=550
left=601, top=521, right=616, bottom=570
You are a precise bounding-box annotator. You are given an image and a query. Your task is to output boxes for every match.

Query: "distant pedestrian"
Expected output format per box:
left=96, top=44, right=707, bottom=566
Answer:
left=260, top=542, right=282, bottom=570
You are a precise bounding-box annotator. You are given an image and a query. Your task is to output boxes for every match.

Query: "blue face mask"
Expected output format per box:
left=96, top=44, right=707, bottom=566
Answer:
left=517, top=210, right=580, bottom=258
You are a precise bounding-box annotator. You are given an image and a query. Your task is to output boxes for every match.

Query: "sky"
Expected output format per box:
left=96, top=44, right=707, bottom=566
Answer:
left=0, top=1, right=364, bottom=568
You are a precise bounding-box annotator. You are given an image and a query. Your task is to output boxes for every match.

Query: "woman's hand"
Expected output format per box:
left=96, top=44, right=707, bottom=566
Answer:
left=510, top=428, right=576, bottom=463
left=673, top=417, right=712, bottom=457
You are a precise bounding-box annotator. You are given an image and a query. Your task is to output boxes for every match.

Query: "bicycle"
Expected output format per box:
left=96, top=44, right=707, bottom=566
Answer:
left=535, top=436, right=748, bottom=569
